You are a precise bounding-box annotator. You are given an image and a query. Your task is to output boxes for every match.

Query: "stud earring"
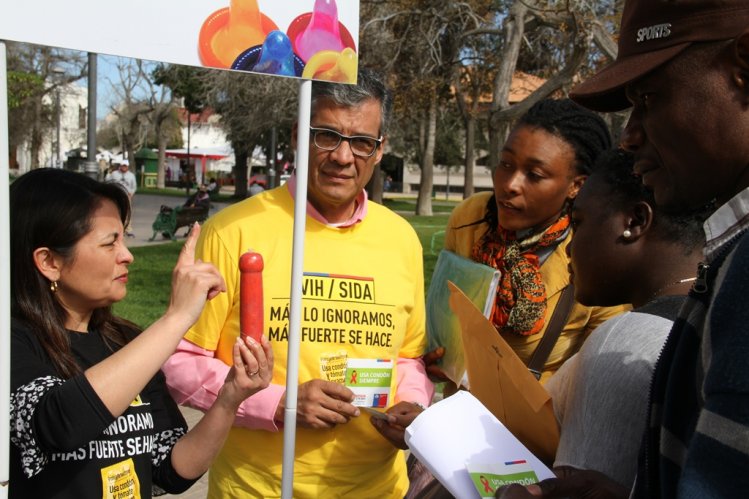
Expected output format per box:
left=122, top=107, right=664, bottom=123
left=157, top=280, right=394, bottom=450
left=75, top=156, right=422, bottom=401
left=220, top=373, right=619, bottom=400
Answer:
left=622, top=229, right=632, bottom=239
left=50, top=281, right=58, bottom=293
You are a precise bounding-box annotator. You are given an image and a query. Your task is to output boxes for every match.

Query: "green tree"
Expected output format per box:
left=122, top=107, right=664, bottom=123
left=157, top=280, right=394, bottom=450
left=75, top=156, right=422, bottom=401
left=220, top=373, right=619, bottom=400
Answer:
left=6, top=42, right=86, bottom=169
left=152, top=64, right=211, bottom=190
left=362, top=0, right=485, bottom=214
left=203, top=70, right=297, bottom=199
left=360, top=0, right=622, bottom=202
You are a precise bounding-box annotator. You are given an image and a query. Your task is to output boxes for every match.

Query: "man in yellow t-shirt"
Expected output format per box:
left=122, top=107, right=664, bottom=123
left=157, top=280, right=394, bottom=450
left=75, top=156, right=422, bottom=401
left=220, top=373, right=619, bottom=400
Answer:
left=163, top=68, right=433, bottom=498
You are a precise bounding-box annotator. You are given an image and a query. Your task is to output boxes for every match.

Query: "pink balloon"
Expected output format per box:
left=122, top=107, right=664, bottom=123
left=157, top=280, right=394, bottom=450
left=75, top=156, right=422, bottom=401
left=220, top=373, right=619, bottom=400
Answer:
left=295, top=0, right=344, bottom=62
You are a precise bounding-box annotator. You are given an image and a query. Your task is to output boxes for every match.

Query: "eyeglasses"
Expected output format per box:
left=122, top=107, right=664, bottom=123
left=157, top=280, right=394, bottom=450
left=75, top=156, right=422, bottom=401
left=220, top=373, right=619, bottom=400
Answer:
left=310, top=127, right=382, bottom=158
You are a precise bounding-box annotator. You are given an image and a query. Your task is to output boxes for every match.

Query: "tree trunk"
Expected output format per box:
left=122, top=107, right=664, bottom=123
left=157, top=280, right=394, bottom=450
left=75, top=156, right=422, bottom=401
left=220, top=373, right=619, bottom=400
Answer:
left=30, top=99, right=44, bottom=168
left=416, top=92, right=437, bottom=216
left=156, top=128, right=167, bottom=189
left=463, top=114, right=476, bottom=199
left=489, top=1, right=526, bottom=169
left=453, top=68, right=480, bottom=200
left=368, top=163, right=384, bottom=204
left=30, top=125, right=43, bottom=169
left=234, top=148, right=249, bottom=199
left=489, top=120, right=512, bottom=173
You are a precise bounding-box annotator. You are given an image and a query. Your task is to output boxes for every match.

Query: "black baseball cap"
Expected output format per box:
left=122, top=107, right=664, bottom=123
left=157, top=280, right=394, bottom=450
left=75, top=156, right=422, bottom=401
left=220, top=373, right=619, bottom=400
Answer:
left=570, top=0, right=749, bottom=112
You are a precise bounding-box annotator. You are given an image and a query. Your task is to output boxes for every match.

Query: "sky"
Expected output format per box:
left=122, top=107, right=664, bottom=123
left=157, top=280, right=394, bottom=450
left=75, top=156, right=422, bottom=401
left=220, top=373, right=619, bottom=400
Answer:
left=78, top=53, right=166, bottom=121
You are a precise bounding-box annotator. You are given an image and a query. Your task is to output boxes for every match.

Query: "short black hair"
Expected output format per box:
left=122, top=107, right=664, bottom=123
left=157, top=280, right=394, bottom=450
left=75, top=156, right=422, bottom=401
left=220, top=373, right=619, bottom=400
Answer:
left=516, top=98, right=612, bottom=175
left=591, top=149, right=707, bottom=250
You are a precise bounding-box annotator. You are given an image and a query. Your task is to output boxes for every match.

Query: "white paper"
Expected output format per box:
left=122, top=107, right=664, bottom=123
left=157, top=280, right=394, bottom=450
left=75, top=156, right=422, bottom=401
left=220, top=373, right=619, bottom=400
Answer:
left=404, top=391, right=554, bottom=498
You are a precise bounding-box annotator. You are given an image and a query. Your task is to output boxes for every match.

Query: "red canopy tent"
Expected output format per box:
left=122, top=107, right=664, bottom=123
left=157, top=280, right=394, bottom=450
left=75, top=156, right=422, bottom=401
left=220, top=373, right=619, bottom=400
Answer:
left=165, top=147, right=231, bottom=185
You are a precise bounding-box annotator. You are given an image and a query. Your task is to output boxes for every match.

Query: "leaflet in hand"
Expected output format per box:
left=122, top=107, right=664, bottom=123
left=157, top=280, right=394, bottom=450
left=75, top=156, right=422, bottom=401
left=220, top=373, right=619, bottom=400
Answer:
left=467, top=460, right=541, bottom=498
left=426, top=250, right=500, bottom=385
left=404, top=391, right=554, bottom=498
left=344, top=358, right=393, bottom=408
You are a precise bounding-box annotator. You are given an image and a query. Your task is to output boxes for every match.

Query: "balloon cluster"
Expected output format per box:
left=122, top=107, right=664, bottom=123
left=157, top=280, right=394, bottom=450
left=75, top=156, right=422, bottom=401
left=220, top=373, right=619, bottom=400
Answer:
left=199, top=0, right=358, bottom=82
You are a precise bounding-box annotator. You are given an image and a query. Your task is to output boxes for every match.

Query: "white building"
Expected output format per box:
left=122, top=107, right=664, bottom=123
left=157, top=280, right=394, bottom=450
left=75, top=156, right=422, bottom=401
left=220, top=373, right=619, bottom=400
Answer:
left=163, top=108, right=236, bottom=186
left=14, top=82, right=89, bottom=173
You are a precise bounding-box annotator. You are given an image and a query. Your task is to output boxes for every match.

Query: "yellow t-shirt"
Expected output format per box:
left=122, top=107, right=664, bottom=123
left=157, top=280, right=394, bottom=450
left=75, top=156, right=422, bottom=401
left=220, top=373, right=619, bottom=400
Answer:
left=445, top=192, right=628, bottom=383
left=185, top=186, right=427, bottom=498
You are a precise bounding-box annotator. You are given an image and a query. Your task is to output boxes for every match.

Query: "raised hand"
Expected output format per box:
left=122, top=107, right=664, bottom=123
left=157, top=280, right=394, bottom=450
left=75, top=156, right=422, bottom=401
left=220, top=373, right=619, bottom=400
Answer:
left=219, top=335, right=274, bottom=408
left=165, top=223, right=227, bottom=328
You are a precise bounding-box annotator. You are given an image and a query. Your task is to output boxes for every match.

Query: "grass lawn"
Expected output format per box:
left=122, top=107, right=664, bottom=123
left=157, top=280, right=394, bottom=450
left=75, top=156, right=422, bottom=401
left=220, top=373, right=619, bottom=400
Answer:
left=114, top=210, right=453, bottom=328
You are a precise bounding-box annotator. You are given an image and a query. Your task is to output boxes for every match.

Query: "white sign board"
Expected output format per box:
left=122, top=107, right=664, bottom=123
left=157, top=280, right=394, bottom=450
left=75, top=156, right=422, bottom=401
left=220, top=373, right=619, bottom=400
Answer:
left=0, top=0, right=360, bottom=82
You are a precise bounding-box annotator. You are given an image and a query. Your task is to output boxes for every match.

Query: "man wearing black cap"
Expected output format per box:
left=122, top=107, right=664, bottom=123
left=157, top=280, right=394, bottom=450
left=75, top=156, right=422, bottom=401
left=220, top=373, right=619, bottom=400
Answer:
left=497, top=1, right=749, bottom=498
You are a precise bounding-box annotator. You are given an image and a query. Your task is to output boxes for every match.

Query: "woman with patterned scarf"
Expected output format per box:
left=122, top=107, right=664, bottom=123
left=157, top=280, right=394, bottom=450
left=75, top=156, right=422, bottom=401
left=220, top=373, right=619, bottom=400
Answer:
left=441, top=99, right=628, bottom=383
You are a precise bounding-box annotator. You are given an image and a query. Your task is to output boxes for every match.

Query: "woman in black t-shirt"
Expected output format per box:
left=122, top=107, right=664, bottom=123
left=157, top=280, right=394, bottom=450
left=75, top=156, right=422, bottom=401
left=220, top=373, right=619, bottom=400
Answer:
left=9, top=168, right=273, bottom=498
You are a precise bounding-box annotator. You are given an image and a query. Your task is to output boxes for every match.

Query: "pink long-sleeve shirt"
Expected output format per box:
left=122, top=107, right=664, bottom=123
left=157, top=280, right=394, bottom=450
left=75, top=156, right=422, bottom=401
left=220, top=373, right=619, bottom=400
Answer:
left=162, top=178, right=433, bottom=428
left=163, top=339, right=433, bottom=430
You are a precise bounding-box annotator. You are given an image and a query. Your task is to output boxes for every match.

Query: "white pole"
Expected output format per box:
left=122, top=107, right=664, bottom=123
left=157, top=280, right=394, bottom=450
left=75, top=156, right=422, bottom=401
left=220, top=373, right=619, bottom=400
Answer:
left=280, top=79, right=311, bottom=498
left=1, top=40, right=12, bottom=499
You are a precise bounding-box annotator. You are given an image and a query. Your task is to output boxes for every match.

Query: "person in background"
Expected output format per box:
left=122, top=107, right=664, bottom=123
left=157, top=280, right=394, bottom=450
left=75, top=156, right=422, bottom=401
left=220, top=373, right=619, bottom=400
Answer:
left=162, top=68, right=432, bottom=497
left=184, top=184, right=211, bottom=210
left=206, top=177, right=219, bottom=200
left=546, top=149, right=705, bottom=490
left=105, top=160, right=137, bottom=237
left=248, top=179, right=266, bottom=197
left=8, top=168, right=273, bottom=499
left=384, top=175, right=393, bottom=192
left=435, top=98, right=626, bottom=384
left=499, top=0, right=749, bottom=497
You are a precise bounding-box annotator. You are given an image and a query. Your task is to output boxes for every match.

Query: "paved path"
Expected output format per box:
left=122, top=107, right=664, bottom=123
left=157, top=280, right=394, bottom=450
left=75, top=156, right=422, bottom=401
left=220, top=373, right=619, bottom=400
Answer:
left=127, top=193, right=230, bottom=248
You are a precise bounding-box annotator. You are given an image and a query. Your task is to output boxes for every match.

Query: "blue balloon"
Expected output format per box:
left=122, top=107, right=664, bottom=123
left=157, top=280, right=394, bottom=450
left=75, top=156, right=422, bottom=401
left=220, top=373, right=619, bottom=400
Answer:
left=252, top=30, right=297, bottom=76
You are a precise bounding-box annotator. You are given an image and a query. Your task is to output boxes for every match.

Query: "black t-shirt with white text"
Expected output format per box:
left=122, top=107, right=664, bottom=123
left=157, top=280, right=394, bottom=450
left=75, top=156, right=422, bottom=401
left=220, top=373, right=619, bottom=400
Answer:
left=9, top=319, right=196, bottom=498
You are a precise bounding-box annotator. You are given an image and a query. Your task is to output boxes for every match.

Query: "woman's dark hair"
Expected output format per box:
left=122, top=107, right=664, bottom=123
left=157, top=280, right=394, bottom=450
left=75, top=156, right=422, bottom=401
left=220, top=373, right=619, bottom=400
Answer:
left=591, top=149, right=707, bottom=251
left=10, top=168, right=136, bottom=378
left=516, top=98, right=612, bottom=176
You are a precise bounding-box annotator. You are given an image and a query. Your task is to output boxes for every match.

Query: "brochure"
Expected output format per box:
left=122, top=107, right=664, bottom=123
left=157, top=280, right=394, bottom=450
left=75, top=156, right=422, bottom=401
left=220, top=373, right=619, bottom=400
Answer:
left=426, top=250, right=501, bottom=385
left=344, top=358, right=393, bottom=408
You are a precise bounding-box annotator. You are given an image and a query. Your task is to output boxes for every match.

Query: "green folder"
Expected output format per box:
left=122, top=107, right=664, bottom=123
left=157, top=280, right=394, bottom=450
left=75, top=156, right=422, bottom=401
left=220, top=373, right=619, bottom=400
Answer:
left=426, top=250, right=501, bottom=385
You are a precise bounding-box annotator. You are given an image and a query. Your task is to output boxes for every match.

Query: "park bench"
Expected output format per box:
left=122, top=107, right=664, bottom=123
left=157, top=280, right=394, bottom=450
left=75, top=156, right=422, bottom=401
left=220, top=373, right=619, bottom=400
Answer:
left=149, top=204, right=209, bottom=241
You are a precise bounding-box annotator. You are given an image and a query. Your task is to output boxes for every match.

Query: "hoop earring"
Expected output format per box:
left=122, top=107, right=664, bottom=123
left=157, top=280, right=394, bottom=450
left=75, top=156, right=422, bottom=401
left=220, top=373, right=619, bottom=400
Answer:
left=622, top=229, right=632, bottom=239
left=50, top=281, right=58, bottom=293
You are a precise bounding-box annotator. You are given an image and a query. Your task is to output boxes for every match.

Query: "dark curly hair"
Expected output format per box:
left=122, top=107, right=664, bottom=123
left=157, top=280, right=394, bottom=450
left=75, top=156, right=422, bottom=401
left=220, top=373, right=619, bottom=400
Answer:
left=516, top=98, right=612, bottom=176
left=473, top=99, right=612, bottom=232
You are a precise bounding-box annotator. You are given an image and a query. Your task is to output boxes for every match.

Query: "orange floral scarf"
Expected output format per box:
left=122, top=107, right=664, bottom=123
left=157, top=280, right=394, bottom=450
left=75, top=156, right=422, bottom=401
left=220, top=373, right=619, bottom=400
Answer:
left=473, top=204, right=570, bottom=336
